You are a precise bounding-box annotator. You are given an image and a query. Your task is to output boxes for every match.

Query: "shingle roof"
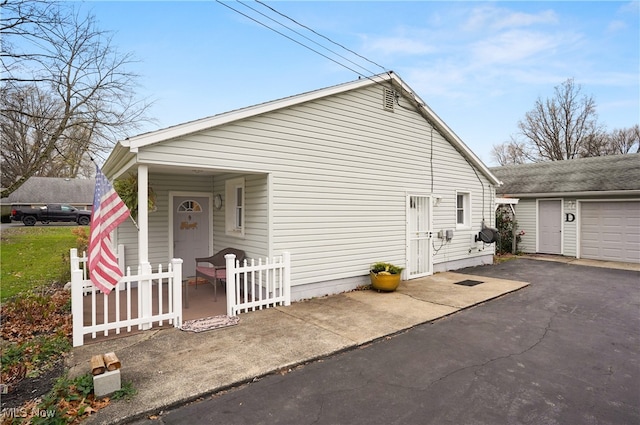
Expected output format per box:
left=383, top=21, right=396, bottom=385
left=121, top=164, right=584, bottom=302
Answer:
left=490, top=154, right=640, bottom=196
left=1, top=177, right=95, bottom=205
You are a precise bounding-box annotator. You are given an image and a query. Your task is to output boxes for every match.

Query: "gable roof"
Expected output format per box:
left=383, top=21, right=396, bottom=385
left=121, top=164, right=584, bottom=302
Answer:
left=490, top=154, right=640, bottom=196
left=105, top=72, right=500, bottom=186
left=1, top=177, right=95, bottom=205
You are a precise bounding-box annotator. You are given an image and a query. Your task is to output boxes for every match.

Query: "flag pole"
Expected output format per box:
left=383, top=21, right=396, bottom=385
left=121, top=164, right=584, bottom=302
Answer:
left=90, top=156, right=139, bottom=231
left=128, top=212, right=140, bottom=231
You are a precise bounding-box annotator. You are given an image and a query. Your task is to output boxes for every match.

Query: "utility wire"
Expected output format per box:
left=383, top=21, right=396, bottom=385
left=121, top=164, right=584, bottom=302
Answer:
left=254, top=0, right=388, bottom=73
left=237, top=0, right=378, bottom=77
left=214, top=0, right=389, bottom=87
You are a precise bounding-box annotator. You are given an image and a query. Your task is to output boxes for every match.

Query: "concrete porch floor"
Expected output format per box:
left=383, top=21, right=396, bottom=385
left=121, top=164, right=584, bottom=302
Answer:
left=80, top=280, right=227, bottom=345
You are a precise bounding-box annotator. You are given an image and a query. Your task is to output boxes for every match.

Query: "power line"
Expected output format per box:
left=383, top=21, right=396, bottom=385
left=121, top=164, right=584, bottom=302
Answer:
left=253, top=0, right=388, bottom=73
left=214, top=0, right=389, bottom=85
left=238, top=1, right=378, bottom=76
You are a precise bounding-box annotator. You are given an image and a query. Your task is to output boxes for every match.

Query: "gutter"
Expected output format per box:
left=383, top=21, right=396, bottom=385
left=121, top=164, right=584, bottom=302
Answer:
left=498, top=190, right=640, bottom=198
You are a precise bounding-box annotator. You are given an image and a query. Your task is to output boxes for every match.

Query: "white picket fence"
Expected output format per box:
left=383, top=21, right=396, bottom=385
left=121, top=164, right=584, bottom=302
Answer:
left=70, top=248, right=183, bottom=347
left=225, top=252, right=291, bottom=316
left=70, top=249, right=291, bottom=346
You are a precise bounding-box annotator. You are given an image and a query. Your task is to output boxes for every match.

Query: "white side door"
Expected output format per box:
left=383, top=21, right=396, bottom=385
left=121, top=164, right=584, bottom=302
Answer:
left=406, top=194, right=433, bottom=279
left=538, top=199, right=562, bottom=254
left=172, top=195, right=211, bottom=278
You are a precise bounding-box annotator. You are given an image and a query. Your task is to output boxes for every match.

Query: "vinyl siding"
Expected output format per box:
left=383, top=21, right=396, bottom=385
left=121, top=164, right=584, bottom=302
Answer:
left=563, top=199, right=577, bottom=257
left=212, top=173, right=269, bottom=260
left=116, top=173, right=214, bottom=269
left=514, top=199, right=537, bottom=254
left=430, top=140, right=496, bottom=268
left=516, top=195, right=638, bottom=259
left=134, top=84, right=495, bottom=286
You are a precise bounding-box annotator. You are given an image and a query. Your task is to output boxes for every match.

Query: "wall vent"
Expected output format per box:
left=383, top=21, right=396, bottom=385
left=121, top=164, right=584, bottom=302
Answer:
left=383, top=88, right=395, bottom=111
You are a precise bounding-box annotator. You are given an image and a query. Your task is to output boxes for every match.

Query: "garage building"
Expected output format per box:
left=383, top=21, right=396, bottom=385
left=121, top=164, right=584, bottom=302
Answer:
left=491, top=154, right=640, bottom=264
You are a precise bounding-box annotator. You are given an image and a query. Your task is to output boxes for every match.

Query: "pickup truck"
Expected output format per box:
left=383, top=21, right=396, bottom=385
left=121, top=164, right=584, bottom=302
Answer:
left=10, top=204, right=92, bottom=226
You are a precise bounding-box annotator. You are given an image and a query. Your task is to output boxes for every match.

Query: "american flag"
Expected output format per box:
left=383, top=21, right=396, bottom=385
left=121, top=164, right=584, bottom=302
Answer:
left=88, top=165, right=130, bottom=294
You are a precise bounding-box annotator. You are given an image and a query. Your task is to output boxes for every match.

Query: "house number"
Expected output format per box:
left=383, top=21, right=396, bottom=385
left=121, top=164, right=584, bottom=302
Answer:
left=565, top=213, right=575, bottom=223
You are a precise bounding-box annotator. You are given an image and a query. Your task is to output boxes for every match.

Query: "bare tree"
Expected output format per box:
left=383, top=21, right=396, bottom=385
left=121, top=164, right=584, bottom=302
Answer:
left=517, top=78, right=604, bottom=162
left=606, top=125, right=640, bottom=155
left=0, top=84, right=61, bottom=187
left=1, top=0, right=151, bottom=197
left=490, top=137, right=530, bottom=166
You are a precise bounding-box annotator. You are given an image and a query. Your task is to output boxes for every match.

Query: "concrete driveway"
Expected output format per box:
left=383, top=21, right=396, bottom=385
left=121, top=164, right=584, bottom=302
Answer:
left=133, top=258, right=639, bottom=425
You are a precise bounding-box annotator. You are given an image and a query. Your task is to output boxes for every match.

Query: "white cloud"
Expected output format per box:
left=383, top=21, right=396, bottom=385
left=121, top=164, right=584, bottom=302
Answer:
left=617, top=1, right=640, bottom=15
left=607, top=20, right=628, bottom=33
left=470, top=30, right=563, bottom=65
left=403, top=63, right=469, bottom=100
left=363, top=35, right=435, bottom=56
left=464, top=5, right=558, bottom=32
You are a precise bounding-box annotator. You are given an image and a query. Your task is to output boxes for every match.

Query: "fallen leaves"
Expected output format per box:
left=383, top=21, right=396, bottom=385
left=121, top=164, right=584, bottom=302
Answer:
left=1, top=289, right=72, bottom=344
left=58, top=396, right=110, bottom=422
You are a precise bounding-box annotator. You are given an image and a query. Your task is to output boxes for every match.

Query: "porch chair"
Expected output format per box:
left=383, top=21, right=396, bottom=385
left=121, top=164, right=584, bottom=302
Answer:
left=195, top=248, right=246, bottom=302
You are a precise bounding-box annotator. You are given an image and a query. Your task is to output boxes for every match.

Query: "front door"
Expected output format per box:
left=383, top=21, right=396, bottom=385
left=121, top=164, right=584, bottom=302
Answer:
left=407, top=195, right=433, bottom=279
left=173, top=196, right=210, bottom=278
left=538, top=200, right=562, bottom=254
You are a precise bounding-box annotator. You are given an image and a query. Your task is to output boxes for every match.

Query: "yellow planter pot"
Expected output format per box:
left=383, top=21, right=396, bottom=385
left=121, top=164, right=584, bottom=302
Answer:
left=370, top=272, right=401, bottom=292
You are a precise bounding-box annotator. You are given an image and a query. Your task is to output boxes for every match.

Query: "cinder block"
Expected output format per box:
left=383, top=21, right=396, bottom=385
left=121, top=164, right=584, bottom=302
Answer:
left=93, top=369, right=121, bottom=397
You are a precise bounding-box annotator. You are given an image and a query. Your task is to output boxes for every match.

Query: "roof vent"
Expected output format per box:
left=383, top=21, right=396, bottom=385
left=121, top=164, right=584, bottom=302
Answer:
left=383, top=88, right=395, bottom=111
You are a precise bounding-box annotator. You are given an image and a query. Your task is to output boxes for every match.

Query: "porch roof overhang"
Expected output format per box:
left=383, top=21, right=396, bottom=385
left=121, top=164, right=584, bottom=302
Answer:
left=102, top=142, right=137, bottom=179
left=496, top=197, right=519, bottom=205
left=103, top=71, right=500, bottom=186
left=495, top=196, right=519, bottom=215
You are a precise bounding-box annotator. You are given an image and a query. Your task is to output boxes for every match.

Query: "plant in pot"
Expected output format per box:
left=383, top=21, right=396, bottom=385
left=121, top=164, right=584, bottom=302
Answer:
left=370, top=262, right=404, bottom=292
left=113, top=173, right=157, bottom=220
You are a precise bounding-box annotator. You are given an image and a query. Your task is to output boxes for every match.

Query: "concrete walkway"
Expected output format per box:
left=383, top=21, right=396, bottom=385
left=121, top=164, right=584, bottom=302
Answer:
left=522, top=253, right=640, bottom=271
left=68, top=271, right=528, bottom=424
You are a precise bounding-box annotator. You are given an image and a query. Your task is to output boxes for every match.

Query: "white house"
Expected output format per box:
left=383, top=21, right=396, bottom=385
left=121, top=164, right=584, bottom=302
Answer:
left=491, top=154, right=640, bottom=264
left=102, top=72, right=501, bottom=301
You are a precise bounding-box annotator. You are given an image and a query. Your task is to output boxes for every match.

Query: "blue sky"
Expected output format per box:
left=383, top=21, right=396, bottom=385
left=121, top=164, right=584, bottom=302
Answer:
left=81, top=1, right=639, bottom=165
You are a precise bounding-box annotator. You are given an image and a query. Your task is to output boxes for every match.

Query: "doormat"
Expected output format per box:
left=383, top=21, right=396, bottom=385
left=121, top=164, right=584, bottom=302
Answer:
left=181, top=315, right=239, bottom=333
left=454, top=279, right=484, bottom=287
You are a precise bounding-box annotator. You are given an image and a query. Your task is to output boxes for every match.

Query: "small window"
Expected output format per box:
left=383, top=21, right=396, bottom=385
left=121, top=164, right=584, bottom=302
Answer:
left=383, top=88, right=395, bottom=111
left=235, top=187, right=243, bottom=229
left=456, top=192, right=471, bottom=228
left=225, top=177, right=245, bottom=237
left=177, top=200, right=202, bottom=212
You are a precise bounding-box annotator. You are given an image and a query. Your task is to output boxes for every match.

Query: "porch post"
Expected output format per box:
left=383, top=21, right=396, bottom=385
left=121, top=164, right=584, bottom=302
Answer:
left=171, top=258, right=183, bottom=327
left=138, top=164, right=149, bottom=263
left=510, top=205, right=517, bottom=255
left=70, top=249, right=84, bottom=347
left=225, top=254, right=237, bottom=317
left=138, top=165, right=152, bottom=329
left=283, top=252, right=291, bottom=306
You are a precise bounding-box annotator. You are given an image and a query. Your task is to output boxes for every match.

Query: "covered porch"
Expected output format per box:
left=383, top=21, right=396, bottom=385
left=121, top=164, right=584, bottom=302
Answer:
left=71, top=249, right=291, bottom=346
left=79, top=281, right=227, bottom=345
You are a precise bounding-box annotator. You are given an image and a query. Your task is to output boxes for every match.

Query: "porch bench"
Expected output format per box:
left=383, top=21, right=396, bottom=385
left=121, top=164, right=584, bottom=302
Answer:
left=195, top=248, right=246, bottom=302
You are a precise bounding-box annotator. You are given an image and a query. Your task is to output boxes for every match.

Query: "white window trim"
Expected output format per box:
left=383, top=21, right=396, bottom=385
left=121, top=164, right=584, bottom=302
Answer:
left=225, top=177, right=245, bottom=237
left=455, top=191, right=471, bottom=230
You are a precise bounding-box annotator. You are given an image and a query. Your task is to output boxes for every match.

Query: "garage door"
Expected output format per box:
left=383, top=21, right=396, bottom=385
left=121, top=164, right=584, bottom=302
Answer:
left=580, top=201, right=640, bottom=263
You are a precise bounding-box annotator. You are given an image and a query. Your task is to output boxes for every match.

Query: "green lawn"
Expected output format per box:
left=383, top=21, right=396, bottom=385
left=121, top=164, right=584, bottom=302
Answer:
left=1, top=227, right=79, bottom=301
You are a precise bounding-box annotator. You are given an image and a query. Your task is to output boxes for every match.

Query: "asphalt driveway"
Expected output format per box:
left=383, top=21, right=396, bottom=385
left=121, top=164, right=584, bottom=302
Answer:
left=136, top=258, right=639, bottom=425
